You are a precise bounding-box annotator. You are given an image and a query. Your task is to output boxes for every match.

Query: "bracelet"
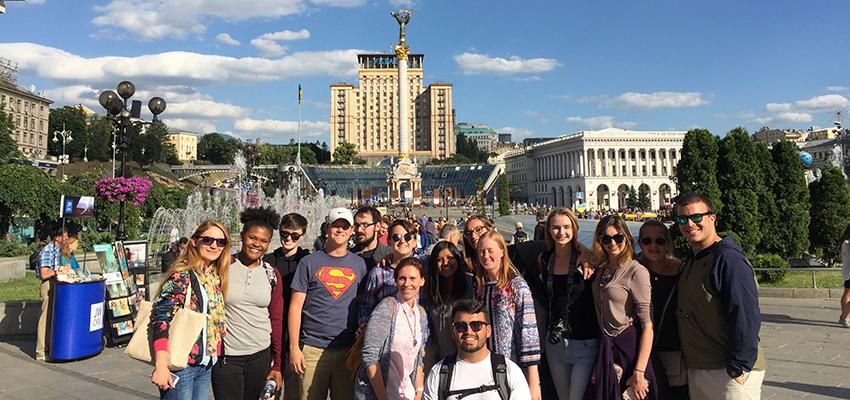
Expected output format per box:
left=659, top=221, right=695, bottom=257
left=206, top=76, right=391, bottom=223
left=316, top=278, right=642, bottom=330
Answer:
left=634, top=368, right=645, bottom=373
left=415, top=387, right=424, bottom=393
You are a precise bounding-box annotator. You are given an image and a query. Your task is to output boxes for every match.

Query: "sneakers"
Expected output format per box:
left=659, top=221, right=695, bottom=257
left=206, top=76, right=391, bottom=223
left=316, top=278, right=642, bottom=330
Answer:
left=840, top=318, right=850, bottom=328
left=35, top=354, right=46, bottom=361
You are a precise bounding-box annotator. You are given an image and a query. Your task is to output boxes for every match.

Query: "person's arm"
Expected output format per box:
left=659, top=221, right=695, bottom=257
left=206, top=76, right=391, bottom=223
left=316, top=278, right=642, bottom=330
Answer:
left=149, top=271, right=190, bottom=390
left=627, top=265, right=653, bottom=399
left=38, top=246, right=56, bottom=279
left=359, top=268, right=380, bottom=327
left=363, top=301, right=392, bottom=400
left=421, top=363, right=441, bottom=400
left=711, top=249, right=761, bottom=376
left=288, top=290, right=307, bottom=375
left=525, top=365, right=541, bottom=400
left=266, top=268, right=284, bottom=390
left=414, top=364, right=425, bottom=400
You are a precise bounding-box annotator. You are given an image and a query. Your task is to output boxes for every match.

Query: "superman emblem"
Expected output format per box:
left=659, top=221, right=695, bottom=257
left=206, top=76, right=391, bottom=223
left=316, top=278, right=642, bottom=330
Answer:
left=315, top=266, right=358, bottom=300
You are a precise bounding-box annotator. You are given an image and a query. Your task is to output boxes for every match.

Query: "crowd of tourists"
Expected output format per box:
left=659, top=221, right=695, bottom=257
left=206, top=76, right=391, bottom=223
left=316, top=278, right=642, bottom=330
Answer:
left=32, top=192, right=772, bottom=400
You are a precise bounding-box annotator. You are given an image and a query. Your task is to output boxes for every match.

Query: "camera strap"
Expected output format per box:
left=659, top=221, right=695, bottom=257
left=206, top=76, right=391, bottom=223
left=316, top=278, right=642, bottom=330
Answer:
left=544, top=250, right=579, bottom=320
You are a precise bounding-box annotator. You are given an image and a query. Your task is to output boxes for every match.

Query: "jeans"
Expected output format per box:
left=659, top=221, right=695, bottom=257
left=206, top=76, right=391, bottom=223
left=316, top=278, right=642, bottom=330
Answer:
left=212, top=347, right=272, bottom=400
left=545, top=337, right=598, bottom=400
left=160, top=363, right=213, bottom=400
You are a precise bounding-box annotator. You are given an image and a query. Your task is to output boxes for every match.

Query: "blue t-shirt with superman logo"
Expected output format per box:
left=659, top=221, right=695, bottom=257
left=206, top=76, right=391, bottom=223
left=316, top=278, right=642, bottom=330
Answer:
left=291, top=249, right=366, bottom=348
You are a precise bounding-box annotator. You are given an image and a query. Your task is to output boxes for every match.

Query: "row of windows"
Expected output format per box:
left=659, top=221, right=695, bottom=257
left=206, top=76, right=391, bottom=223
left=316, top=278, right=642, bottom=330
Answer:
left=1, top=94, right=47, bottom=117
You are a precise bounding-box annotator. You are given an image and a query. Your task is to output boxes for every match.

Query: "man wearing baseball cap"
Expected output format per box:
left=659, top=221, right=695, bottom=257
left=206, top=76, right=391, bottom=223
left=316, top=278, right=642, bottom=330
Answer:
left=288, top=207, right=367, bottom=399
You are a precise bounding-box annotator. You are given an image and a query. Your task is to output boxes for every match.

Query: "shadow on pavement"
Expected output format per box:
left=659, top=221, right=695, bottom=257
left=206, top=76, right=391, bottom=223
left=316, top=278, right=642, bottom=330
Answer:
left=0, top=335, right=36, bottom=357
left=761, top=313, right=840, bottom=328
left=765, top=381, right=850, bottom=398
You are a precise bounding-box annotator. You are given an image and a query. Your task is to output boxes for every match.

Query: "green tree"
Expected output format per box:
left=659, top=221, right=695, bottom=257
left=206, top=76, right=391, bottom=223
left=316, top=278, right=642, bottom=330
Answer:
left=717, top=127, right=763, bottom=254
left=627, top=185, right=639, bottom=210
left=769, top=141, right=810, bottom=258
left=498, top=174, right=510, bottom=216
left=86, top=116, right=117, bottom=162
left=47, top=106, right=88, bottom=160
left=127, top=120, right=177, bottom=166
left=754, top=141, right=782, bottom=255
left=676, top=128, right=723, bottom=215
left=0, top=165, right=59, bottom=235
left=455, top=133, right=489, bottom=163
left=0, top=109, right=21, bottom=163
left=809, top=166, right=850, bottom=266
left=637, top=184, right=651, bottom=210
left=332, top=142, right=358, bottom=165
left=257, top=143, right=317, bottom=165
left=198, top=133, right=240, bottom=164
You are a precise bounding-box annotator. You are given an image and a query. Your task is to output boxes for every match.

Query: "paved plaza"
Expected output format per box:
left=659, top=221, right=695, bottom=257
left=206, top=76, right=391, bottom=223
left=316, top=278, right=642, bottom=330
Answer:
left=0, top=297, right=846, bottom=399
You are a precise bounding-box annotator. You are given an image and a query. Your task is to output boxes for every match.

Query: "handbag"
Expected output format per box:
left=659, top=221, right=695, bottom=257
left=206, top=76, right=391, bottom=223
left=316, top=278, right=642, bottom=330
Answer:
left=125, top=271, right=208, bottom=371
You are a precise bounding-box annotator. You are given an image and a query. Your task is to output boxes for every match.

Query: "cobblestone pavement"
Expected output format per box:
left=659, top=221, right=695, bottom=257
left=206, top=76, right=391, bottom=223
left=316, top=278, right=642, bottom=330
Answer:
left=0, top=297, right=847, bottom=399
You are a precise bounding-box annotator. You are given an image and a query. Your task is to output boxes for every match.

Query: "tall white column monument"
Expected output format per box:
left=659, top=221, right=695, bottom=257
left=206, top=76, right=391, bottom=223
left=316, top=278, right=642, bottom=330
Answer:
left=388, top=9, right=422, bottom=204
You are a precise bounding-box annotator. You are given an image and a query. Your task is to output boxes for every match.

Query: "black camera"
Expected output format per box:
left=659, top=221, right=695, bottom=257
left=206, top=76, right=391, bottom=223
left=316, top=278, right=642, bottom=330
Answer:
left=547, top=318, right=572, bottom=344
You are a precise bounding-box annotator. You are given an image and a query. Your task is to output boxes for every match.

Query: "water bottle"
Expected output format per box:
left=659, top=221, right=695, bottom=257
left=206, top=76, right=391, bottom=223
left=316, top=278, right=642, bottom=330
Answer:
left=260, top=379, right=276, bottom=399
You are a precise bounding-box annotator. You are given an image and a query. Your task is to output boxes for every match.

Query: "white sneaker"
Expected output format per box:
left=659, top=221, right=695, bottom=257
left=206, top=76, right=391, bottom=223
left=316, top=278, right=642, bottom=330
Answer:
left=840, top=318, right=850, bottom=328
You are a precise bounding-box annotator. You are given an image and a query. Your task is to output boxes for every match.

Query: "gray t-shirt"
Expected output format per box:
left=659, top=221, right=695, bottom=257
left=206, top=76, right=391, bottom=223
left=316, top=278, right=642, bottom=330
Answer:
left=224, top=258, right=272, bottom=356
left=291, top=249, right=366, bottom=348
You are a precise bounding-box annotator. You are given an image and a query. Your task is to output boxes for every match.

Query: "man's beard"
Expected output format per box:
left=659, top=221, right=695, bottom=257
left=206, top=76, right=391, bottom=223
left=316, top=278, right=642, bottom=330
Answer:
left=458, top=335, right=486, bottom=353
left=356, top=232, right=376, bottom=246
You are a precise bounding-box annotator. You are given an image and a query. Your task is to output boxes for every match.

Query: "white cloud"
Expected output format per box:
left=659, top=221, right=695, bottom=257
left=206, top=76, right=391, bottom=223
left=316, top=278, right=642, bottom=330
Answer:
left=167, top=99, right=249, bottom=119
left=610, top=91, right=709, bottom=109
left=826, top=86, right=849, bottom=92
left=522, top=110, right=550, bottom=124
left=88, top=29, right=126, bottom=41
left=166, top=118, right=218, bottom=134
left=757, top=94, right=849, bottom=126
left=567, top=116, right=637, bottom=129
left=388, top=0, right=416, bottom=7
left=216, top=33, right=241, bottom=46
left=91, top=0, right=361, bottom=40
left=513, top=76, right=541, bottom=82
left=499, top=126, right=534, bottom=138
left=0, top=42, right=364, bottom=87
left=794, top=94, right=848, bottom=111
left=251, top=29, right=310, bottom=56
left=454, top=52, right=560, bottom=76
left=42, top=85, right=100, bottom=108
left=234, top=118, right=330, bottom=138
left=775, top=112, right=812, bottom=123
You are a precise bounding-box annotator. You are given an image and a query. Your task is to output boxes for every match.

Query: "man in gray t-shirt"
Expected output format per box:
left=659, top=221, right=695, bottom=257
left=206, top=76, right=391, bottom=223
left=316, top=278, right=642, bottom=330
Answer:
left=288, top=208, right=366, bottom=400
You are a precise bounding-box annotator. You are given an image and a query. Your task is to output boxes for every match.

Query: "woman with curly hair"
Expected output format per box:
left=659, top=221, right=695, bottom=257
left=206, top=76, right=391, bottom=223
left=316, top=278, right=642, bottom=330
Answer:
left=422, top=241, right=474, bottom=369
left=150, top=220, right=231, bottom=400
left=211, top=207, right=285, bottom=400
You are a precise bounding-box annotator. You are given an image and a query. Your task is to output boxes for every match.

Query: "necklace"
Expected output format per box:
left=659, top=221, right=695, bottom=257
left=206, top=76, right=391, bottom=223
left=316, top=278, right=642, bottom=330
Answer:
left=401, top=301, right=419, bottom=347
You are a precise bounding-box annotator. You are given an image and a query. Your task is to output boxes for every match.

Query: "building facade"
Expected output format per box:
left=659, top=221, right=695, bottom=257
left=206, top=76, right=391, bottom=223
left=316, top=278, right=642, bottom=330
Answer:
left=167, top=130, right=198, bottom=162
left=329, top=53, right=454, bottom=164
left=456, top=122, right=498, bottom=152
left=505, top=128, right=685, bottom=210
left=0, top=79, right=53, bottom=159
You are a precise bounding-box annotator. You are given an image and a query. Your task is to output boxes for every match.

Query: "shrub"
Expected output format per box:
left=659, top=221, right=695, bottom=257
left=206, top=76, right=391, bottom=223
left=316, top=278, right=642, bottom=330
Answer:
left=0, top=240, right=35, bottom=257
left=82, top=231, right=115, bottom=251
left=752, top=253, right=789, bottom=283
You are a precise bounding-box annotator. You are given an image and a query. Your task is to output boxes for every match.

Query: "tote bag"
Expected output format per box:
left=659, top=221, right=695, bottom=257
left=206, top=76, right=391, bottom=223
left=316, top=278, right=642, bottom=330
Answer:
left=125, top=271, right=208, bottom=370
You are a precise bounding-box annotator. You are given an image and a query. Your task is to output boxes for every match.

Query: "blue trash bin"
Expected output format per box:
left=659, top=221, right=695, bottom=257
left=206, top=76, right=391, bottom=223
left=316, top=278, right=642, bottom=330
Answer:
left=50, top=279, right=106, bottom=361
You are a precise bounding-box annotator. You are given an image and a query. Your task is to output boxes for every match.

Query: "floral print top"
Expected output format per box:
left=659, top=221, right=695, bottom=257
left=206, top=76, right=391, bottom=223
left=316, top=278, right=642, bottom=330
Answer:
left=150, top=269, right=226, bottom=365
left=474, top=276, right=541, bottom=367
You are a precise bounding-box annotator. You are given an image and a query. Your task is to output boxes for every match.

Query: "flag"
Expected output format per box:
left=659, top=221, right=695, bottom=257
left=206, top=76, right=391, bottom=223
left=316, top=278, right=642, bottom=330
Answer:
left=298, top=84, right=302, bottom=104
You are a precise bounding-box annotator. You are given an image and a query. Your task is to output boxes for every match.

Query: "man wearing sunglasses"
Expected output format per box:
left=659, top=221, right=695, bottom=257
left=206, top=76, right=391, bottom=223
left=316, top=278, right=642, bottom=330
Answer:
left=351, top=206, right=392, bottom=273
left=289, top=208, right=367, bottom=400
left=674, top=193, right=766, bottom=400
left=424, top=299, right=530, bottom=400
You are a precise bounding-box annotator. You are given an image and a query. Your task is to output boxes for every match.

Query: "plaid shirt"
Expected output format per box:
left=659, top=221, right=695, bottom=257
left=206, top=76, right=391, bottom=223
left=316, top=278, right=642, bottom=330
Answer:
left=359, top=255, right=397, bottom=326
left=37, top=242, right=61, bottom=280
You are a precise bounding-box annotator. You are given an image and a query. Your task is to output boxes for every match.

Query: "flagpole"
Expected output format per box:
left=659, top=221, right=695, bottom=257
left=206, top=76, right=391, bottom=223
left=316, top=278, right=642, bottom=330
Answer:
left=297, top=84, right=302, bottom=197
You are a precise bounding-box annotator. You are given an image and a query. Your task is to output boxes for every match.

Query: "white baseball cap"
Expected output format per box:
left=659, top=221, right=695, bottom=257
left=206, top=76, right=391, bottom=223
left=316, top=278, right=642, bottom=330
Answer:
left=326, top=208, right=354, bottom=226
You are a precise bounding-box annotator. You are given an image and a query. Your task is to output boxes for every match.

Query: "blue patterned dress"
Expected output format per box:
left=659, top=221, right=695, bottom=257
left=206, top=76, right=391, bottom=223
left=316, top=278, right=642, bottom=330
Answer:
left=474, top=276, right=541, bottom=367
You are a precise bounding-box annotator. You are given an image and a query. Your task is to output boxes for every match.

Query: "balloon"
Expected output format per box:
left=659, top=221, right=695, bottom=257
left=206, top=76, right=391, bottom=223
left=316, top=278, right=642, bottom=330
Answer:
left=799, top=151, right=813, bottom=167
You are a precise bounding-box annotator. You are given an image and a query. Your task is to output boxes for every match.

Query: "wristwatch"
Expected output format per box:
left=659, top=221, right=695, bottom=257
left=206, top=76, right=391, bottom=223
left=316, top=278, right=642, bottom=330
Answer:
left=726, top=366, right=743, bottom=379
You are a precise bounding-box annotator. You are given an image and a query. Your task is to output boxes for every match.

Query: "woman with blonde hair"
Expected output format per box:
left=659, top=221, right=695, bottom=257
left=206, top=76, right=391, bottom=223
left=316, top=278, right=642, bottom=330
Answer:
left=586, top=215, right=661, bottom=400
left=59, top=232, right=82, bottom=275
left=462, top=215, right=493, bottom=266
left=150, top=220, right=231, bottom=400
left=638, top=220, right=687, bottom=398
left=473, top=230, right=542, bottom=400
left=526, top=208, right=599, bottom=399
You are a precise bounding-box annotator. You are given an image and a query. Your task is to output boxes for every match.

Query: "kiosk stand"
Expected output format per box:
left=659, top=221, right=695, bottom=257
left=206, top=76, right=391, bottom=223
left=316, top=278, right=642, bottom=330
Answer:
left=50, top=279, right=106, bottom=361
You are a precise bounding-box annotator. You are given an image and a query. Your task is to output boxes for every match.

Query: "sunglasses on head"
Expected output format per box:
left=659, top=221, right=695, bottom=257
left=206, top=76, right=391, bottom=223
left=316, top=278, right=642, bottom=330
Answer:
left=599, top=234, right=626, bottom=245
left=452, top=321, right=488, bottom=333
left=639, top=237, right=668, bottom=246
left=196, top=236, right=227, bottom=247
left=464, top=225, right=489, bottom=238
left=391, top=232, right=415, bottom=243
left=675, top=212, right=712, bottom=225
left=280, top=231, right=302, bottom=241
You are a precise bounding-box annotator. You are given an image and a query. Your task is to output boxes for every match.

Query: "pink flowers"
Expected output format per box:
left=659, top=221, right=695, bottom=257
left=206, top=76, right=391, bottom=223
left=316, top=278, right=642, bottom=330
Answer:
left=95, top=177, right=153, bottom=206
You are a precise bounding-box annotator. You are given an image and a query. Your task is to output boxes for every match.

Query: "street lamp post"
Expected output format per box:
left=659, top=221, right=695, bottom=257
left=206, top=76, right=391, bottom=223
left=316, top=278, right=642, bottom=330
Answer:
left=52, top=123, right=72, bottom=180
left=98, top=81, right=166, bottom=241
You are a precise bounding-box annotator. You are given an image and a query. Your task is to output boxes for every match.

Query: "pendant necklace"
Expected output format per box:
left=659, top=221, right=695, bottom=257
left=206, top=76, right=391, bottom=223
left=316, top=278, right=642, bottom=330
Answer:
left=403, top=303, right=418, bottom=347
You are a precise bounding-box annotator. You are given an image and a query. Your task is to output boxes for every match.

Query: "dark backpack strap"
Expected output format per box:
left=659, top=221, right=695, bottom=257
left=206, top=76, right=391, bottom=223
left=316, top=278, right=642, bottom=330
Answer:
left=491, top=353, right=510, bottom=400
left=438, top=354, right=458, bottom=400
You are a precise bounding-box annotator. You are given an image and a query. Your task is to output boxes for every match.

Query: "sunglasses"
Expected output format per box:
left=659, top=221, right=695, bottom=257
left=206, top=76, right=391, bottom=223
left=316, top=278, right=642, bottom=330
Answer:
left=280, top=231, right=303, bottom=241
left=639, top=237, right=668, bottom=246
left=599, top=234, right=626, bottom=245
left=464, top=225, right=490, bottom=238
left=354, top=221, right=378, bottom=230
left=452, top=321, right=488, bottom=333
left=196, top=236, right=227, bottom=247
left=675, top=212, right=712, bottom=225
left=391, top=232, right=415, bottom=243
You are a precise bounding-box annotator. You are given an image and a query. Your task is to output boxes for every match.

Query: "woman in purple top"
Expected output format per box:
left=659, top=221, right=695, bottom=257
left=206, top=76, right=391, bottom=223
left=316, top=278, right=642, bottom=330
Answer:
left=586, top=215, right=661, bottom=400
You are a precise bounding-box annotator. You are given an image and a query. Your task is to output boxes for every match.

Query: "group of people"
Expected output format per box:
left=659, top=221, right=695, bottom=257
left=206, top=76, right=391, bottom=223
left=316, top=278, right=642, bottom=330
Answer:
left=144, top=191, right=766, bottom=400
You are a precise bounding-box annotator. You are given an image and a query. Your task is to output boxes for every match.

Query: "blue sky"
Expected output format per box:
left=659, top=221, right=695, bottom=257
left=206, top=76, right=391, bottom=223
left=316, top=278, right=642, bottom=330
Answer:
left=1, top=0, right=849, bottom=144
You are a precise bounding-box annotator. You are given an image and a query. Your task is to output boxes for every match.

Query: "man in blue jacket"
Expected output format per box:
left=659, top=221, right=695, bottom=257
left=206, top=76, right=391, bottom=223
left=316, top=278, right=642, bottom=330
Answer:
left=674, top=193, right=766, bottom=400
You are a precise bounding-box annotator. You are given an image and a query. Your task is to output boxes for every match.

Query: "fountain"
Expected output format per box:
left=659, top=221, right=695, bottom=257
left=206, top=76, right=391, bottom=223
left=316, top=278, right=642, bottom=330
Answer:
left=146, top=151, right=345, bottom=272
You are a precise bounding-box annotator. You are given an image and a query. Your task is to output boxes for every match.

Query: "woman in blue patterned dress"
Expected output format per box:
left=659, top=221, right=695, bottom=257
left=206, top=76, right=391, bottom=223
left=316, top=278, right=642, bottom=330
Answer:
left=472, top=229, right=542, bottom=400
